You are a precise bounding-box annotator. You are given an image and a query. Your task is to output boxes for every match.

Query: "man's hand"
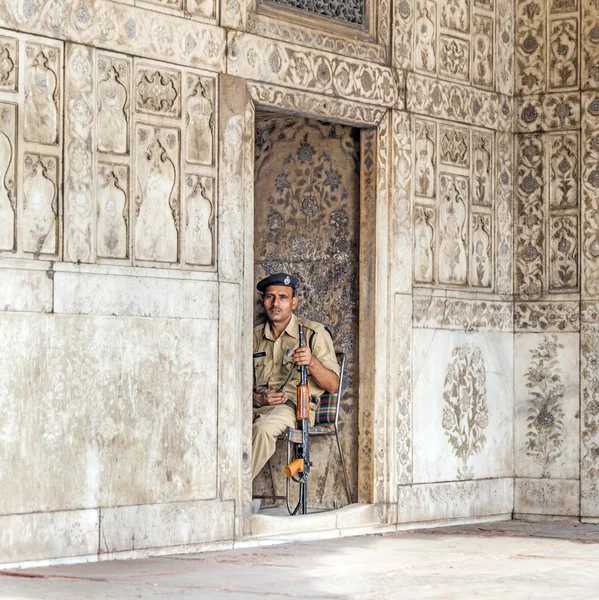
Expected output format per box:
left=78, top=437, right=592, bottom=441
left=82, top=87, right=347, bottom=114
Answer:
left=292, top=345, right=313, bottom=367
left=253, top=389, right=287, bottom=407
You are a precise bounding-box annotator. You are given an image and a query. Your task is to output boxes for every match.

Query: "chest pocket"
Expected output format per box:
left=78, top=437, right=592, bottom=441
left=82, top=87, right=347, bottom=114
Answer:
left=253, top=352, right=268, bottom=384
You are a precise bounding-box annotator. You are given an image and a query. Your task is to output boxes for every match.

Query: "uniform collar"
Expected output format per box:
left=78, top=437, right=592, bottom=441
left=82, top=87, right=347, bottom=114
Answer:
left=263, top=313, right=299, bottom=341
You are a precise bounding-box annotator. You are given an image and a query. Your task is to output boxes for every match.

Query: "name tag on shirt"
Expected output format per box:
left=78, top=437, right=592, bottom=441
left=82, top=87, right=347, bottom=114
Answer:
left=253, top=352, right=266, bottom=359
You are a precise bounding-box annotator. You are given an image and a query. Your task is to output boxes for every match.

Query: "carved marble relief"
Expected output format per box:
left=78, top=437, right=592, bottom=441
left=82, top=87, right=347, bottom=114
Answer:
left=582, top=321, right=599, bottom=514
left=443, top=344, right=488, bottom=480
left=551, top=0, right=578, bottom=11
left=549, top=18, right=579, bottom=90
left=473, top=131, right=492, bottom=206
left=496, top=132, right=513, bottom=294
left=134, top=126, right=180, bottom=263
left=393, top=0, right=414, bottom=70
left=439, top=36, right=470, bottom=82
left=97, top=164, right=129, bottom=259
left=474, top=0, right=494, bottom=8
left=549, top=132, right=578, bottom=208
left=64, top=43, right=94, bottom=264
left=185, top=174, right=214, bottom=266
left=22, top=154, right=58, bottom=255
left=135, top=65, right=180, bottom=119
left=582, top=3, right=599, bottom=90
left=97, top=56, right=129, bottom=155
left=414, top=119, right=436, bottom=198
left=0, top=102, right=16, bottom=251
left=0, top=32, right=62, bottom=259
left=414, top=0, right=437, bottom=74
left=516, top=0, right=546, bottom=95
left=582, top=93, right=599, bottom=297
left=516, top=134, right=545, bottom=297
left=185, top=73, right=214, bottom=166
left=441, top=0, right=470, bottom=34
left=24, top=43, right=59, bottom=145
left=187, top=0, right=217, bottom=19
left=472, top=14, right=494, bottom=89
left=440, top=124, right=470, bottom=168
left=497, top=0, right=515, bottom=95
left=550, top=216, right=579, bottom=290
left=414, top=205, right=435, bottom=283
left=522, top=335, right=566, bottom=478
left=472, top=213, right=492, bottom=287
left=0, top=36, right=18, bottom=93
left=438, top=172, right=469, bottom=285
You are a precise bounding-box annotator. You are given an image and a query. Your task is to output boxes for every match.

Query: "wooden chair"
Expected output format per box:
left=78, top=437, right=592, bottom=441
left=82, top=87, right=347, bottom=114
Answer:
left=256, top=352, right=351, bottom=512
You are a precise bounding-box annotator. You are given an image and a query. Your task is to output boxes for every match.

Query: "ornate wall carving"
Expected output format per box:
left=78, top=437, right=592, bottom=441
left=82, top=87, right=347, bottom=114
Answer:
left=227, top=32, right=397, bottom=108
left=253, top=117, right=360, bottom=508
left=412, top=116, right=495, bottom=290
left=0, top=30, right=62, bottom=259
left=582, top=92, right=599, bottom=297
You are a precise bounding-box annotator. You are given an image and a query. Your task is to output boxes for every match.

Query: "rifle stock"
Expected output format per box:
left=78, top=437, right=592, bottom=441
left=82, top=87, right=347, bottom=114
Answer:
left=284, top=323, right=311, bottom=515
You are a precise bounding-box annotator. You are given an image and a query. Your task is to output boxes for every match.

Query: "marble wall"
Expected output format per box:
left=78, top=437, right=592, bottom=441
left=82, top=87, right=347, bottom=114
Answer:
left=0, top=0, right=596, bottom=567
left=513, top=0, right=599, bottom=520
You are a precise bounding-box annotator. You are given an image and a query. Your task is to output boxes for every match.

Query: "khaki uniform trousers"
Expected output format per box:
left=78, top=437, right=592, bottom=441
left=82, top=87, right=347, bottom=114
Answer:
left=252, top=404, right=296, bottom=480
left=252, top=402, right=317, bottom=480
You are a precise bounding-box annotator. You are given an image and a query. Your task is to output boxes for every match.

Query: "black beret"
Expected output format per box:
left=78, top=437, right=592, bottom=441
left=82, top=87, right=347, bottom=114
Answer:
left=257, top=273, right=300, bottom=293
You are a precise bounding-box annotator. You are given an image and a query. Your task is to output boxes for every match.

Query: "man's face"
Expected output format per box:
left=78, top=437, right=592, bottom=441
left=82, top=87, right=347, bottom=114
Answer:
left=263, top=285, right=298, bottom=324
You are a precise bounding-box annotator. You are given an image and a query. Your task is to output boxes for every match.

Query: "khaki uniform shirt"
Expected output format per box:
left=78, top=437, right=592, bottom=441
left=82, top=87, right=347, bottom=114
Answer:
left=253, top=314, right=340, bottom=405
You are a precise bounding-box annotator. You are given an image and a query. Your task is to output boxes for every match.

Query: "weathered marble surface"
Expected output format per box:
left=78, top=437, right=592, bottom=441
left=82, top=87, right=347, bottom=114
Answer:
left=398, top=478, right=514, bottom=523
left=412, top=329, right=513, bottom=484
left=0, top=313, right=218, bottom=514
left=514, top=478, right=580, bottom=517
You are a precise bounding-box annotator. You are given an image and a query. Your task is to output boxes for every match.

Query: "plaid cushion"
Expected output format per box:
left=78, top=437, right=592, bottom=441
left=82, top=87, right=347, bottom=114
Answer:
left=315, top=393, right=338, bottom=425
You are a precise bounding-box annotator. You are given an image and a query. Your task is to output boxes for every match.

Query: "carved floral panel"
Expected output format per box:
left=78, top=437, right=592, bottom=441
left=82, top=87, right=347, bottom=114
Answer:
left=135, top=65, right=180, bottom=119
left=134, top=125, right=180, bottom=263
left=472, top=14, right=494, bottom=89
left=550, top=215, right=579, bottom=290
left=414, top=204, right=435, bottom=283
left=414, top=118, right=436, bottom=198
left=472, top=213, right=492, bottom=287
left=441, top=0, right=470, bottom=34
left=414, top=0, right=437, bottom=74
left=440, top=124, right=470, bottom=168
left=549, top=132, right=579, bottom=209
left=516, top=0, right=546, bottom=95
left=22, top=154, right=58, bottom=255
left=24, top=42, right=59, bottom=146
left=582, top=2, right=599, bottom=90
left=0, top=102, right=16, bottom=251
left=439, top=36, right=470, bottom=82
left=97, top=55, right=130, bottom=156
left=185, top=73, right=215, bottom=166
left=582, top=93, right=599, bottom=296
left=472, top=131, right=493, bottom=206
left=97, top=163, right=129, bottom=260
left=0, top=35, right=18, bottom=93
left=549, top=18, right=579, bottom=90
left=185, top=174, right=214, bottom=266
left=438, top=172, right=469, bottom=285
left=516, top=134, right=545, bottom=298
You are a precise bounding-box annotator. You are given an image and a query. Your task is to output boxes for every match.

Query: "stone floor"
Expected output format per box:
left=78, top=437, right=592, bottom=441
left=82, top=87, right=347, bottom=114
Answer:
left=2, top=521, right=599, bottom=599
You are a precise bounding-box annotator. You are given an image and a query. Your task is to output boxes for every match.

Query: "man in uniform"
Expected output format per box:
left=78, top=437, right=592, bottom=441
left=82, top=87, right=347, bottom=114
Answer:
left=252, top=272, right=340, bottom=481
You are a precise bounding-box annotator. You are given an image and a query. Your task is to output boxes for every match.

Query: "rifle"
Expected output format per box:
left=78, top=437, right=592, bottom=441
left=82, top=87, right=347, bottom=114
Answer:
left=284, top=323, right=311, bottom=515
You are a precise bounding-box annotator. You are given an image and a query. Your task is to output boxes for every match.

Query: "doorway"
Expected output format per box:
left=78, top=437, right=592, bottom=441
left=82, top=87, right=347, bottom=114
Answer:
left=252, top=115, right=361, bottom=510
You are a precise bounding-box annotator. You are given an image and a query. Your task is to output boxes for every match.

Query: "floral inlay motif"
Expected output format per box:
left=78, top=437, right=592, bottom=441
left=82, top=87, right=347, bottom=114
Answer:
left=523, top=335, right=565, bottom=478
left=442, top=344, right=489, bottom=480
